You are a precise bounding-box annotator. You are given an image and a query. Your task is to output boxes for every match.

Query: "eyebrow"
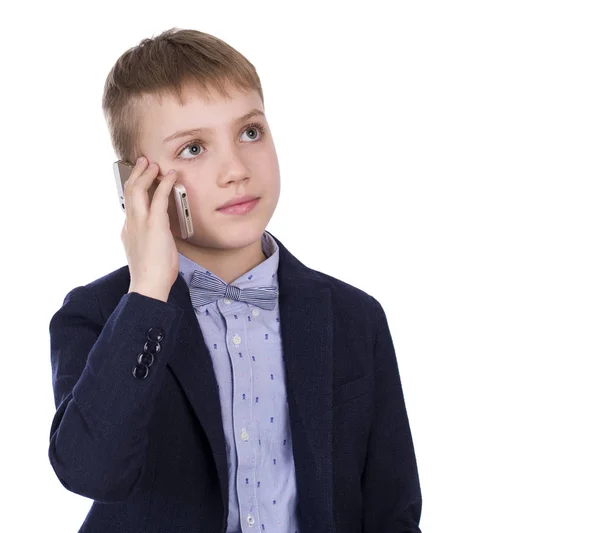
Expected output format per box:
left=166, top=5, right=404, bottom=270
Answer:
left=162, top=109, right=265, bottom=144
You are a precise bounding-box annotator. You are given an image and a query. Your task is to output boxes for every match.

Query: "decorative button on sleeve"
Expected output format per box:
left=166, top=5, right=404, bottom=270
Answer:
left=147, top=327, right=165, bottom=342
left=132, top=327, right=165, bottom=379
left=137, top=352, right=154, bottom=367
left=132, top=363, right=149, bottom=380
left=144, top=339, right=161, bottom=355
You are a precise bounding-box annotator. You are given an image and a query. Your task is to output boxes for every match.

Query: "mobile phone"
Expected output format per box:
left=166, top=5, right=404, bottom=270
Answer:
left=113, top=160, right=194, bottom=240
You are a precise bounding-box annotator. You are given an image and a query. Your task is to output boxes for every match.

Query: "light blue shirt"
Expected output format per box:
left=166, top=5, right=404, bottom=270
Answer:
left=177, top=230, right=300, bottom=533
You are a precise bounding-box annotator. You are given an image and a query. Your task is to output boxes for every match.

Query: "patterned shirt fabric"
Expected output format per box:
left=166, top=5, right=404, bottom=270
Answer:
left=177, top=230, right=300, bottom=533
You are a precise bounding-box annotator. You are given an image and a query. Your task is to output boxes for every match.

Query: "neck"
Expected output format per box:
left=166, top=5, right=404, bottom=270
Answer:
left=175, top=236, right=267, bottom=285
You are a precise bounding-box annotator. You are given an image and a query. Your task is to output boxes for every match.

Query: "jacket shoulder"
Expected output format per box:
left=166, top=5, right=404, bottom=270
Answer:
left=56, top=265, right=131, bottom=321
left=83, top=264, right=130, bottom=295
left=309, top=267, right=381, bottom=313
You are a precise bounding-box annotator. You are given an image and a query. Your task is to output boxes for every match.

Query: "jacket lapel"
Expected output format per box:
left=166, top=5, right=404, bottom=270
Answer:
left=165, top=233, right=335, bottom=533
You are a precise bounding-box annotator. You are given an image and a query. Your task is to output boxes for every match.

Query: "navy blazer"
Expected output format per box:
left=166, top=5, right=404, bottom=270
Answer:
left=48, top=232, right=422, bottom=533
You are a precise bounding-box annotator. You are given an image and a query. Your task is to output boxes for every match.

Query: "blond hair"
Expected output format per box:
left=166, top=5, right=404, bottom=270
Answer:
left=101, top=27, right=264, bottom=163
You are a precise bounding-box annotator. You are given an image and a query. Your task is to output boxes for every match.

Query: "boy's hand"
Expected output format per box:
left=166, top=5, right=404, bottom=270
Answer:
left=121, top=156, right=179, bottom=302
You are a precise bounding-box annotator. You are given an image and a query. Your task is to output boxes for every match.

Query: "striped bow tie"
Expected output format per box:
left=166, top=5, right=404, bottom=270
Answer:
left=188, top=270, right=279, bottom=311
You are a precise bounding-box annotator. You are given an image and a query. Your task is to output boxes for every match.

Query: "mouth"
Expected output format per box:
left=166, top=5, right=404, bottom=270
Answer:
left=216, top=197, right=260, bottom=215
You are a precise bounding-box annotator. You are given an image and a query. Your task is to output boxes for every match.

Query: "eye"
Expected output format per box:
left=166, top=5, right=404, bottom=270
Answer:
left=179, top=142, right=202, bottom=160
left=177, top=122, right=267, bottom=161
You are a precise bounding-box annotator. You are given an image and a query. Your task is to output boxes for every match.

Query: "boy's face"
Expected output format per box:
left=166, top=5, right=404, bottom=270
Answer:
left=134, top=84, right=280, bottom=252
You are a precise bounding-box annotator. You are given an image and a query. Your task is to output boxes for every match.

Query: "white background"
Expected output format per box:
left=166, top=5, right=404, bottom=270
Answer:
left=1, top=1, right=598, bottom=531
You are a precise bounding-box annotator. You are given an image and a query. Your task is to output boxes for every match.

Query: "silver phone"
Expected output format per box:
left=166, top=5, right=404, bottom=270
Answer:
left=113, top=160, right=194, bottom=240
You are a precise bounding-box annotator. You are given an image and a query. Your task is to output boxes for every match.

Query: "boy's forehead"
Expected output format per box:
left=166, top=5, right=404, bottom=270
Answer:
left=135, top=85, right=263, bottom=147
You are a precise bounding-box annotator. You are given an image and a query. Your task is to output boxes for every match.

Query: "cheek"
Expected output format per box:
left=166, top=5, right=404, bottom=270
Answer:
left=184, top=187, right=214, bottom=220
left=267, top=174, right=281, bottom=198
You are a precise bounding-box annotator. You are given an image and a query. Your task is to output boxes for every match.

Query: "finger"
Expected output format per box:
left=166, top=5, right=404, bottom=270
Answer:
left=128, top=161, right=160, bottom=219
left=123, top=156, right=147, bottom=192
left=123, top=157, right=148, bottom=214
left=150, top=169, right=177, bottom=216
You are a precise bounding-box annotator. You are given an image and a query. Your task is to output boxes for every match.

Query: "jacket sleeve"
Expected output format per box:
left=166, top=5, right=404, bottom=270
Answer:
left=48, top=285, right=184, bottom=503
left=361, top=296, right=423, bottom=532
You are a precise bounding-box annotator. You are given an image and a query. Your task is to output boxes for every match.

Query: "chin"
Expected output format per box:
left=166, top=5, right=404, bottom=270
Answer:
left=185, top=219, right=267, bottom=250
left=218, top=223, right=267, bottom=247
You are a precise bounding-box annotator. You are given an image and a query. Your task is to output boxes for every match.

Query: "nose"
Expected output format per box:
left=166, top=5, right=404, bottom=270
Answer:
left=220, top=161, right=251, bottom=186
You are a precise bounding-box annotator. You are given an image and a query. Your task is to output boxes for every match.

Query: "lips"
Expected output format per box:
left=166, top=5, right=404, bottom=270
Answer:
left=217, top=197, right=259, bottom=215
left=217, top=194, right=259, bottom=210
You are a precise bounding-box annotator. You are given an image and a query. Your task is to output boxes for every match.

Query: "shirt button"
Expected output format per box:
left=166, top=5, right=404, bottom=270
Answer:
left=241, top=429, right=249, bottom=441
left=251, top=308, right=260, bottom=317
left=246, top=514, right=255, bottom=526
left=232, top=334, right=242, bottom=346
left=223, top=298, right=232, bottom=304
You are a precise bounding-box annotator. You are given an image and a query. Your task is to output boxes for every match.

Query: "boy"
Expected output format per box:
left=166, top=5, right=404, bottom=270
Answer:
left=48, top=27, right=422, bottom=533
